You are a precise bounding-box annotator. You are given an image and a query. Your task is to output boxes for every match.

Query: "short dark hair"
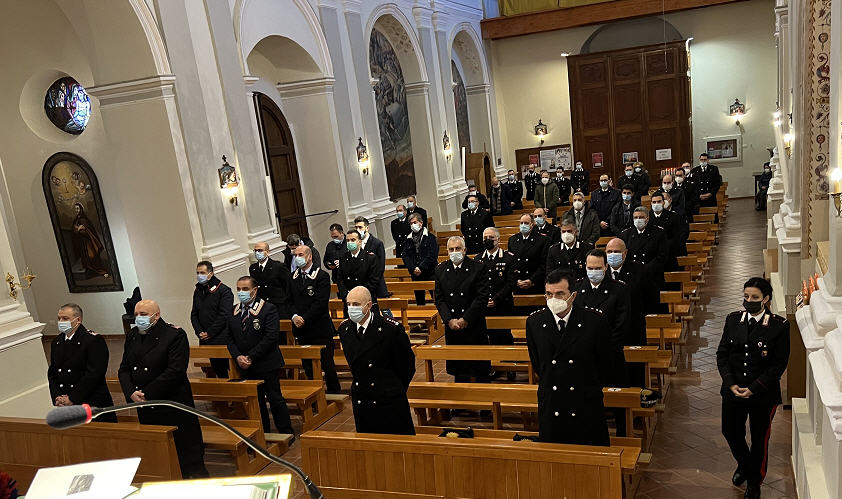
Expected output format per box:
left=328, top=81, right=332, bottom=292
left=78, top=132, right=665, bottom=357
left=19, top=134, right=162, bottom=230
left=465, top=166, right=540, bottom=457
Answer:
left=586, top=248, right=607, bottom=265
left=744, top=277, right=773, bottom=301
left=60, top=303, right=83, bottom=319
left=197, top=260, right=213, bottom=272
left=408, top=213, right=424, bottom=224
left=286, top=233, right=301, bottom=246
left=700, top=153, right=709, bottom=158
left=650, top=192, right=664, bottom=202
left=237, top=276, right=258, bottom=288
left=621, top=184, right=635, bottom=192
left=354, top=216, right=369, bottom=226
left=507, top=169, right=515, bottom=174
left=546, top=269, right=576, bottom=288
left=329, top=223, right=344, bottom=233
left=346, top=229, right=362, bottom=239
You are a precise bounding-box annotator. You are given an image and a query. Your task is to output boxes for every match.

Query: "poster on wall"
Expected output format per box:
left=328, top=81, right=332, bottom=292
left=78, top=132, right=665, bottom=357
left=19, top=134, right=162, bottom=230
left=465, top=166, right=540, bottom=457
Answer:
left=621, top=151, right=639, bottom=165
left=539, top=149, right=557, bottom=171
left=554, top=146, right=573, bottom=171
left=528, top=154, right=539, bottom=166
left=591, top=152, right=604, bottom=168
left=702, top=135, right=742, bottom=163
left=655, top=148, right=672, bottom=161
left=42, top=152, right=123, bottom=293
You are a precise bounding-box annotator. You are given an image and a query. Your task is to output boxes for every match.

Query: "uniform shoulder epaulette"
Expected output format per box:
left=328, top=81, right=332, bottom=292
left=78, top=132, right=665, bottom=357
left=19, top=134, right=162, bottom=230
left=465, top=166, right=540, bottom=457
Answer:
left=384, top=316, right=401, bottom=326
left=727, top=310, right=743, bottom=318
left=340, top=318, right=352, bottom=327
left=536, top=232, right=547, bottom=237
left=528, top=308, right=545, bottom=316
left=505, top=251, right=514, bottom=256
left=770, top=313, right=787, bottom=323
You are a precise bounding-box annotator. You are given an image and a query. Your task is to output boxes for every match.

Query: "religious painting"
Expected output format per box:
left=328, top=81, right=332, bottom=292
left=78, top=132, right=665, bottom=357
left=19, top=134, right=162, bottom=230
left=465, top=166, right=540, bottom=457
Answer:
left=44, top=76, right=91, bottom=135
left=451, top=60, right=472, bottom=155
left=704, top=135, right=741, bottom=163
left=42, top=152, right=122, bottom=292
left=370, top=28, right=416, bottom=200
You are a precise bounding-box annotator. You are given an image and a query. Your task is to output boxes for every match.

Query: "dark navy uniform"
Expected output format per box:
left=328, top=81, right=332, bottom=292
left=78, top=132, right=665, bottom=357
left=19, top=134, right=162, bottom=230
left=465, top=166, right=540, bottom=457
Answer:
left=323, top=238, right=347, bottom=284
left=535, top=221, right=561, bottom=246
left=48, top=325, right=116, bottom=422
left=507, top=229, right=549, bottom=294
left=476, top=248, right=517, bottom=344
left=526, top=306, right=613, bottom=446
left=631, top=169, right=651, bottom=202
left=390, top=216, right=411, bottom=258
left=608, top=260, right=649, bottom=342
left=506, top=179, right=524, bottom=209
left=117, top=320, right=207, bottom=478
left=570, top=167, right=589, bottom=193
left=554, top=174, right=572, bottom=206
left=227, top=298, right=293, bottom=435
left=546, top=241, right=593, bottom=281
left=190, top=276, right=234, bottom=377
left=360, top=233, right=389, bottom=299
left=249, top=257, right=291, bottom=323
left=287, top=265, right=341, bottom=393
left=337, top=249, right=383, bottom=303
left=434, top=257, right=490, bottom=380
left=524, top=170, right=539, bottom=201
left=406, top=205, right=427, bottom=225
left=717, top=310, right=790, bottom=487
left=591, top=187, right=621, bottom=236
left=338, top=313, right=416, bottom=435
left=649, top=209, right=682, bottom=271
left=401, top=228, right=439, bottom=305
left=609, top=200, right=640, bottom=236
left=620, top=223, right=668, bottom=293
left=689, top=163, right=722, bottom=211
left=460, top=207, right=495, bottom=255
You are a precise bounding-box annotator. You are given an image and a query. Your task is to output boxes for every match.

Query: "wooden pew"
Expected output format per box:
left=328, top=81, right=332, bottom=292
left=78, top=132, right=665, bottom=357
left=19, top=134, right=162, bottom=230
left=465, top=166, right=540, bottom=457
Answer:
left=415, top=344, right=534, bottom=383
left=191, top=344, right=325, bottom=381
left=0, top=417, right=181, bottom=492
left=645, top=314, right=684, bottom=350
left=301, top=430, right=625, bottom=498
left=407, top=381, right=642, bottom=437
left=512, top=294, right=546, bottom=307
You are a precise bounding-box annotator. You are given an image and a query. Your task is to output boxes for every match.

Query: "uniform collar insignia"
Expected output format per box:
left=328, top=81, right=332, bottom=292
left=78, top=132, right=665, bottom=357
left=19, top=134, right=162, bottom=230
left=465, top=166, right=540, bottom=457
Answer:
left=209, top=283, right=219, bottom=293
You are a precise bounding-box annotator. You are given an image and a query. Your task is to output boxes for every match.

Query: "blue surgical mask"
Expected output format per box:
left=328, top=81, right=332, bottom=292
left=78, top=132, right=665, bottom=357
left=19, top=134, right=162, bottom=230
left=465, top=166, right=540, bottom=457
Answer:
left=599, top=181, right=609, bottom=188
left=57, top=321, right=74, bottom=334
left=332, top=238, right=343, bottom=245
left=625, top=170, right=633, bottom=177
left=134, top=315, right=152, bottom=331
left=607, top=252, right=623, bottom=268
left=651, top=203, right=664, bottom=213
left=347, top=241, right=358, bottom=252
left=406, top=201, right=415, bottom=208
left=294, top=256, right=307, bottom=268
left=449, top=251, right=464, bottom=265
left=396, top=211, right=406, bottom=219
left=468, top=202, right=477, bottom=210
left=519, top=223, right=531, bottom=234
left=622, top=193, right=632, bottom=202
left=634, top=218, right=647, bottom=230
left=254, top=250, right=266, bottom=261
left=535, top=216, right=545, bottom=226
left=237, top=290, right=252, bottom=303
left=197, top=274, right=208, bottom=284
left=587, top=269, right=605, bottom=284
left=348, top=305, right=366, bottom=323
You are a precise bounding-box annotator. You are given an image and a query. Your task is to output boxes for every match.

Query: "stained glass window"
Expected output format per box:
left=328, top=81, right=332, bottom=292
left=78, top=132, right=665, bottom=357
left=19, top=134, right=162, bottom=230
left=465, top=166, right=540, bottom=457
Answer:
left=44, top=77, right=91, bottom=135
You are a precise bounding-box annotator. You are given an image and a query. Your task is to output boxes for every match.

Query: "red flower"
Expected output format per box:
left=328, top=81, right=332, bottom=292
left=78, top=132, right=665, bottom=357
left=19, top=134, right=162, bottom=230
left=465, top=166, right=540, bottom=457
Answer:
left=0, top=471, right=19, bottom=499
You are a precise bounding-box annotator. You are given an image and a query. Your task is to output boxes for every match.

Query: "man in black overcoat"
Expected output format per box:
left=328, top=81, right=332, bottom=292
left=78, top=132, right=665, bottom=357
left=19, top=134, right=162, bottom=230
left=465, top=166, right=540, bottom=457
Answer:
left=250, top=241, right=291, bottom=326
left=337, top=229, right=383, bottom=304
left=191, top=260, right=234, bottom=377
left=620, top=207, right=668, bottom=300
left=476, top=227, right=517, bottom=345
left=401, top=213, right=439, bottom=305
left=508, top=214, right=549, bottom=295
left=461, top=195, right=495, bottom=255
left=545, top=222, right=593, bottom=280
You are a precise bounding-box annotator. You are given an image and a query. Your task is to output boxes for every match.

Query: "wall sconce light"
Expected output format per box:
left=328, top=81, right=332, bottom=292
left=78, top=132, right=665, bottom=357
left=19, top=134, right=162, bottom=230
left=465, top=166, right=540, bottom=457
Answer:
left=559, top=52, right=570, bottom=57
left=443, top=130, right=452, bottom=160
left=729, top=98, right=746, bottom=126
left=218, top=155, right=239, bottom=206
left=6, top=268, right=36, bottom=300
left=356, top=137, right=370, bottom=175
left=830, top=167, right=842, bottom=218
left=534, top=119, right=548, bottom=145
left=783, top=132, right=794, bottom=159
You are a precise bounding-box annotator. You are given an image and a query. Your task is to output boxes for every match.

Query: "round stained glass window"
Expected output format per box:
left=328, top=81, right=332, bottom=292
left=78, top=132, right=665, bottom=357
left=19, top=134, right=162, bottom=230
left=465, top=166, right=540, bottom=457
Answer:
left=44, top=77, right=91, bottom=135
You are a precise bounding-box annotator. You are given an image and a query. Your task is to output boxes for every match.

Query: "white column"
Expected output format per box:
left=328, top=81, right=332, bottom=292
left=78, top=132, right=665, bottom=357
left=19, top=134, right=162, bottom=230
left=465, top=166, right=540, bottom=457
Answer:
left=0, top=159, right=50, bottom=418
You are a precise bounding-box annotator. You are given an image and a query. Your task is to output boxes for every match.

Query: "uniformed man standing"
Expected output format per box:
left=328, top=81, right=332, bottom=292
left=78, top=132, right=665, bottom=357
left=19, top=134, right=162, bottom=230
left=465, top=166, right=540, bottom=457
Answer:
left=620, top=207, right=668, bottom=300
left=434, top=236, right=490, bottom=382
left=689, top=153, right=722, bottom=215
left=401, top=213, right=439, bottom=305
left=606, top=238, right=649, bottom=387
left=553, top=171, right=572, bottom=207
left=508, top=214, right=549, bottom=295
left=524, top=165, right=539, bottom=201
left=391, top=205, right=411, bottom=258
left=228, top=277, right=295, bottom=436
left=323, top=223, right=347, bottom=284
left=405, top=195, right=428, bottom=224
left=577, top=250, right=631, bottom=436
left=118, top=300, right=208, bottom=478
left=545, top=222, right=593, bottom=280
left=609, top=185, right=640, bottom=236
left=648, top=192, right=681, bottom=271
left=631, top=162, right=651, bottom=202
left=287, top=245, right=341, bottom=393
left=591, top=174, right=621, bottom=237
left=675, top=163, right=697, bottom=222
left=338, top=286, right=416, bottom=435
left=355, top=216, right=389, bottom=299
left=570, top=161, right=590, bottom=193
left=460, top=195, right=495, bottom=255
left=505, top=169, right=524, bottom=210
left=717, top=278, right=790, bottom=499
left=48, top=303, right=116, bottom=422
left=533, top=207, right=560, bottom=246
left=526, top=269, right=613, bottom=446
left=476, top=227, right=517, bottom=344
left=250, top=242, right=291, bottom=326
left=337, top=229, right=383, bottom=305
left=191, top=261, right=234, bottom=378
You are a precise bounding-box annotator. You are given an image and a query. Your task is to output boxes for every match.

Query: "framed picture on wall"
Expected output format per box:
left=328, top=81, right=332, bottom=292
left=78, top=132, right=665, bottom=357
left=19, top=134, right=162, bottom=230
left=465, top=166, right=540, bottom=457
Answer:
left=704, top=135, right=742, bottom=163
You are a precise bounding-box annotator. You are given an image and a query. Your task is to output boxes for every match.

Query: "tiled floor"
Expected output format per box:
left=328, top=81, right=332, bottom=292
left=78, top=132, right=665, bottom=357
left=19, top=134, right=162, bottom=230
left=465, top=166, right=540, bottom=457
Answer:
left=51, top=198, right=795, bottom=497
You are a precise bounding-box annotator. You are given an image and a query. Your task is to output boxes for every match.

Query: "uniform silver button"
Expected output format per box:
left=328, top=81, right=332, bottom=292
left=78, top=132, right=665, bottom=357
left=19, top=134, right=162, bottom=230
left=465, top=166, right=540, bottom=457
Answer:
left=744, top=363, right=747, bottom=366
left=569, top=387, right=574, bottom=391
left=144, top=368, right=148, bottom=371
left=67, top=369, right=71, bottom=373
left=133, top=367, right=137, bottom=371
left=70, top=385, right=74, bottom=388
left=554, top=411, right=559, bottom=416
left=551, top=360, right=557, bottom=365
left=357, top=400, right=361, bottom=404
left=552, top=386, right=557, bottom=391
left=368, top=363, right=373, bottom=367
left=745, top=344, right=748, bottom=348
left=373, top=401, right=376, bottom=404
left=371, top=383, right=375, bottom=386
left=355, top=382, right=359, bottom=386
left=568, top=359, right=573, bottom=364
left=58, top=369, right=62, bottom=372
left=59, top=384, right=64, bottom=388
left=571, top=412, right=576, bottom=417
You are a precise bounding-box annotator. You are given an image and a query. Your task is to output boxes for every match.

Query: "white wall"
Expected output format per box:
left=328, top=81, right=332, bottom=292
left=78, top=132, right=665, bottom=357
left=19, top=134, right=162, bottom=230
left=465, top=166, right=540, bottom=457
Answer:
left=490, top=0, right=777, bottom=198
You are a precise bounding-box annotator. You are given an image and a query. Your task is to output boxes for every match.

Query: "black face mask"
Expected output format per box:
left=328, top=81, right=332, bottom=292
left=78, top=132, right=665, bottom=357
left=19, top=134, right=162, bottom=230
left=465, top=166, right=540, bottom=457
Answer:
left=743, top=299, right=764, bottom=315
left=483, top=239, right=496, bottom=251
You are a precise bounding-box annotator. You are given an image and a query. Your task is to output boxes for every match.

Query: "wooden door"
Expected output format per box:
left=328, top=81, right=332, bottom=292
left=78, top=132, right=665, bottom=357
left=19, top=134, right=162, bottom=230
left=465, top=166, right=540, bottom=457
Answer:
left=254, top=93, right=308, bottom=238
left=569, top=41, right=691, bottom=191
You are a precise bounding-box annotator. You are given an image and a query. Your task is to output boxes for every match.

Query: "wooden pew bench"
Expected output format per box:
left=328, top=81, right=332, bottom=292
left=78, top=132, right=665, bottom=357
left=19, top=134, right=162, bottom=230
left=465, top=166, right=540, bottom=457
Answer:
left=415, top=344, right=534, bottom=383
left=0, top=417, right=181, bottom=492
left=301, top=430, right=626, bottom=498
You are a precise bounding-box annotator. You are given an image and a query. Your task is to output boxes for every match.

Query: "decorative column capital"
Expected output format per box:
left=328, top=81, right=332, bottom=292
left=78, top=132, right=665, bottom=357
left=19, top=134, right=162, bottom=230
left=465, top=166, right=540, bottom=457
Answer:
left=87, top=75, right=176, bottom=108
left=413, top=6, right=434, bottom=29
left=343, top=0, right=362, bottom=14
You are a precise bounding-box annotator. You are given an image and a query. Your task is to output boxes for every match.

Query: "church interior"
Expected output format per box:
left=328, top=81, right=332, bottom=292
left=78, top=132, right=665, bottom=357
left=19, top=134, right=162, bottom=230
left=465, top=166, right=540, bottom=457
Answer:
left=1, top=0, right=840, bottom=497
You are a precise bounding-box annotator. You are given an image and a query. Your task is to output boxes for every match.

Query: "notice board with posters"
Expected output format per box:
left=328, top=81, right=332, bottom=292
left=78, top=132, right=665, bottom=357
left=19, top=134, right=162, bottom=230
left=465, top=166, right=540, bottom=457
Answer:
left=514, top=143, right=572, bottom=179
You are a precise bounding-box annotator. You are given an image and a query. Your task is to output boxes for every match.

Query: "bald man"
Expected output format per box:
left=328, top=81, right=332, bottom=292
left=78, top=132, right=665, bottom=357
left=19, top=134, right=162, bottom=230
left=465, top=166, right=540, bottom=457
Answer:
left=337, top=286, right=415, bottom=435
left=606, top=237, right=648, bottom=347
left=118, top=300, right=208, bottom=478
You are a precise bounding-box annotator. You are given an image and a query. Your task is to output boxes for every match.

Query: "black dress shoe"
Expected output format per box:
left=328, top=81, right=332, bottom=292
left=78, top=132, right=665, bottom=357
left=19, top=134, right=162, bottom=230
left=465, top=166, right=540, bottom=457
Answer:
left=732, top=468, right=746, bottom=486
left=744, top=483, right=760, bottom=499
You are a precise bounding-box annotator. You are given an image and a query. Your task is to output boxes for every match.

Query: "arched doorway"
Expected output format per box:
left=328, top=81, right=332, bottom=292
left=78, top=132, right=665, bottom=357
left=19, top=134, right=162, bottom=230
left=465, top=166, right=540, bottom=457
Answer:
left=253, top=92, right=307, bottom=237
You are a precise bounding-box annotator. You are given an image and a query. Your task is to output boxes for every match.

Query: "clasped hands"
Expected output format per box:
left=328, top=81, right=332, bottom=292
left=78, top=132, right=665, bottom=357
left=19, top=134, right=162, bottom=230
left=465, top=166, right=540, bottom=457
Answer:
left=729, top=385, right=753, bottom=398
left=237, top=355, right=252, bottom=369
left=448, top=318, right=469, bottom=330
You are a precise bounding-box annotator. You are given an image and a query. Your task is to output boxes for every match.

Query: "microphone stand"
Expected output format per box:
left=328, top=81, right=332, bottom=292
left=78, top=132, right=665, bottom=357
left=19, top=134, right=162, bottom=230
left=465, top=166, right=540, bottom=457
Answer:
left=91, top=400, right=323, bottom=499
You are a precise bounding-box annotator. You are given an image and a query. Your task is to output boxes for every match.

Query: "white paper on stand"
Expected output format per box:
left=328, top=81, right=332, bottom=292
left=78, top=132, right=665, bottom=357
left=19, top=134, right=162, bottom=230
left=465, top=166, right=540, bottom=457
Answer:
left=25, top=457, right=140, bottom=499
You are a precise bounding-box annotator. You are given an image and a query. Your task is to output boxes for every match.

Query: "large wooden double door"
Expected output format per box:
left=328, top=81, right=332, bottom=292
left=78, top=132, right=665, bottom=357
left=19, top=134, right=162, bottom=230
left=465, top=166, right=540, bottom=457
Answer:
left=568, top=41, right=691, bottom=191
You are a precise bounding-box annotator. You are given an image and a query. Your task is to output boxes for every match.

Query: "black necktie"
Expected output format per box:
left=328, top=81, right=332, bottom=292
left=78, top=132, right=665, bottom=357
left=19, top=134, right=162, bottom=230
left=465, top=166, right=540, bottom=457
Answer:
left=749, top=318, right=757, bottom=327
left=613, top=270, right=619, bottom=280
left=558, top=320, right=565, bottom=332
left=241, top=307, right=249, bottom=325
left=356, top=326, right=364, bottom=341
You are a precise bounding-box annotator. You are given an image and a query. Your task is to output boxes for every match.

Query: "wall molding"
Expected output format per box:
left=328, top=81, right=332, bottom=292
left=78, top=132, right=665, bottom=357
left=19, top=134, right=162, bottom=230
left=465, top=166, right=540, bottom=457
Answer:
left=87, top=75, right=177, bottom=108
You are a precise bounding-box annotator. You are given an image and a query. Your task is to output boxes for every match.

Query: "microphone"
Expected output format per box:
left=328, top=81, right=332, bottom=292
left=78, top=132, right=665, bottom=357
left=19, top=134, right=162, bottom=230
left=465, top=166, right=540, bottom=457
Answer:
left=46, top=400, right=323, bottom=499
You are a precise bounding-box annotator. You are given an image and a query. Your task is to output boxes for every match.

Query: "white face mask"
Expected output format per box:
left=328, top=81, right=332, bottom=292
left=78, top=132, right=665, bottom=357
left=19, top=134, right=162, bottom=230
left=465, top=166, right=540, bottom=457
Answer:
left=651, top=203, right=664, bottom=213
left=662, top=183, right=672, bottom=191
left=634, top=218, right=647, bottom=230
left=541, top=177, right=549, bottom=185
left=675, top=176, right=684, bottom=184
left=561, top=232, right=575, bottom=245
left=547, top=295, right=572, bottom=316
left=573, top=200, right=584, bottom=211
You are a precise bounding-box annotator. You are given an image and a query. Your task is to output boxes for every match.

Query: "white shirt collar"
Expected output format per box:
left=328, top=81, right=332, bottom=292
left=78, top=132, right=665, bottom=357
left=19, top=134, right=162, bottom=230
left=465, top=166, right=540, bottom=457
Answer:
left=749, top=310, right=765, bottom=323
left=302, top=263, right=314, bottom=274
left=611, top=264, right=623, bottom=274
left=591, top=281, right=601, bottom=290
left=259, top=259, right=267, bottom=269
left=556, top=311, right=571, bottom=330
left=483, top=248, right=503, bottom=259
left=359, top=312, right=373, bottom=332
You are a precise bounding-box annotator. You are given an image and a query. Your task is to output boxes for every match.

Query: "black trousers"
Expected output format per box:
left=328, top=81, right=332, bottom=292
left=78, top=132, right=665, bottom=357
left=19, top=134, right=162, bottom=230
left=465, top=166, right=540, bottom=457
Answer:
left=138, top=406, right=208, bottom=478
left=209, top=357, right=229, bottom=379
left=301, top=338, right=341, bottom=393
left=721, top=395, right=778, bottom=485
left=249, top=370, right=294, bottom=435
